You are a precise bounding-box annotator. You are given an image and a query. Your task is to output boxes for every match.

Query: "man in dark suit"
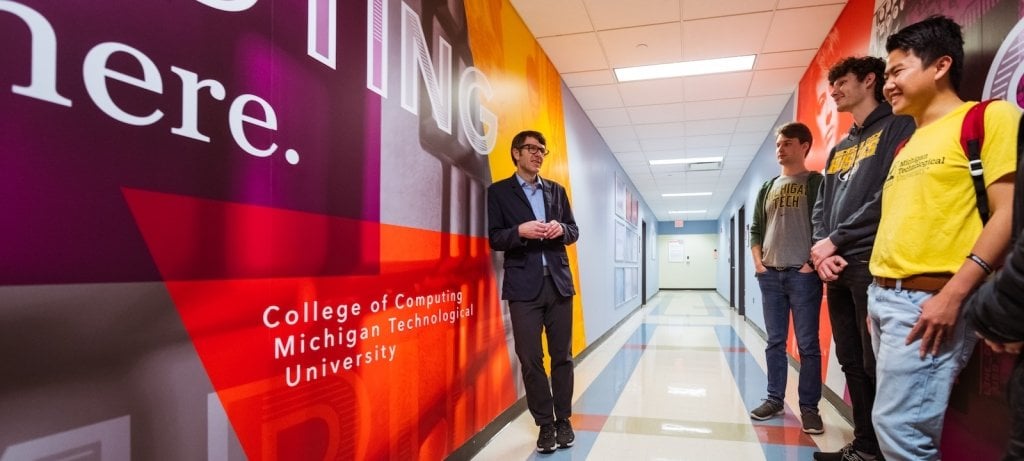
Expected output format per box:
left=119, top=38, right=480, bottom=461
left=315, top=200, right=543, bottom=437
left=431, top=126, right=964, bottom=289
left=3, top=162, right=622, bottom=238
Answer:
left=487, top=130, right=579, bottom=454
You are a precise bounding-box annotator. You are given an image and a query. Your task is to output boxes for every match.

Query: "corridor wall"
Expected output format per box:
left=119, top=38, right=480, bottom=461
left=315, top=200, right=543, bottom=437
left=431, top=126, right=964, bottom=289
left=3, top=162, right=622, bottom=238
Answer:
left=0, top=1, right=655, bottom=459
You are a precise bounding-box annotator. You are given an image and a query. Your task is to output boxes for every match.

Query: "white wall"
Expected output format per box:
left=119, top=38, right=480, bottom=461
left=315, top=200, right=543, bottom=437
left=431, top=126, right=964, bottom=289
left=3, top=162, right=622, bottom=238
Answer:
left=563, top=82, right=659, bottom=345
left=658, top=234, right=717, bottom=289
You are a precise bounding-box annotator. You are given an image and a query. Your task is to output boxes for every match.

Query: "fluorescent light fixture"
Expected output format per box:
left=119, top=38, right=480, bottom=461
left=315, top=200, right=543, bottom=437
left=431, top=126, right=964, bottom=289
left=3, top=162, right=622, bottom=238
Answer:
left=649, top=156, right=723, bottom=166
left=615, top=55, right=755, bottom=82
left=662, top=192, right=712, bottom=197
left=668, top=210, right=706, bottom=214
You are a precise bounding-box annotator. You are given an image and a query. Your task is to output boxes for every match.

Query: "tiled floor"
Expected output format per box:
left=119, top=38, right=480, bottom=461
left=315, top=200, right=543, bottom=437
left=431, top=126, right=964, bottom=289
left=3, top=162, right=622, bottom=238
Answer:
left=472, top=290, right=853, bottom=460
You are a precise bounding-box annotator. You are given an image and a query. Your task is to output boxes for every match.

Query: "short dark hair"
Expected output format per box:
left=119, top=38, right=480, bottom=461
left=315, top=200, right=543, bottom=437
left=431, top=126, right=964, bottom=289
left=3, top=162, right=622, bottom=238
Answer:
left=510, top=130, right=546, bottom=166
left=828, top=56, right=886, bottom=103
left=885, top=15, right=964, bottom=93
left=776, top=122, right=813, bottom=155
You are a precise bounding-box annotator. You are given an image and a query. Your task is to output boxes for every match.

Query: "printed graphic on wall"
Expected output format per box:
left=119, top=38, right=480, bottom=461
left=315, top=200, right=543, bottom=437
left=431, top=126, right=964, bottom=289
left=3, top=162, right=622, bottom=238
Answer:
left=0, top=0, right=582, bottom=459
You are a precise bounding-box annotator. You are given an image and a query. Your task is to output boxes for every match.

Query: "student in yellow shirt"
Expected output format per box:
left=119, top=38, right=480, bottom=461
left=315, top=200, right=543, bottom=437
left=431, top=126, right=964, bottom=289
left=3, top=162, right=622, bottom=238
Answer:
left=870, top=15, right=1019, bottom=460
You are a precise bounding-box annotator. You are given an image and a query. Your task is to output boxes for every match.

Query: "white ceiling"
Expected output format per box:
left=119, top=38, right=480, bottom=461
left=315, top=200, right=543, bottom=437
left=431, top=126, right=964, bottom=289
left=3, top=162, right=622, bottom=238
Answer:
left=510, top=0, right=847, bottom=222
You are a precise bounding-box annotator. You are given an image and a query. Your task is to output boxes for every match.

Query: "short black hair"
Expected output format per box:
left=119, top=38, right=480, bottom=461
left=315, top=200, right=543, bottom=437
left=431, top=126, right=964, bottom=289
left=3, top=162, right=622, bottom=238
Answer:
left=885, top=15, right=964, bottom=93
left=776, top=122, right=813, bottom=155
left=828, top=56, right=886, bottom=103
left=510, top=130, right=546, bottom=166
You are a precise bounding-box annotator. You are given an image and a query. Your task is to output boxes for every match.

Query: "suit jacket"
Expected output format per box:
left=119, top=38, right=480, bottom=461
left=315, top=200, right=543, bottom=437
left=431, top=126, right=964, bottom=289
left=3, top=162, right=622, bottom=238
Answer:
left=487, top=174, right=579, bottom=301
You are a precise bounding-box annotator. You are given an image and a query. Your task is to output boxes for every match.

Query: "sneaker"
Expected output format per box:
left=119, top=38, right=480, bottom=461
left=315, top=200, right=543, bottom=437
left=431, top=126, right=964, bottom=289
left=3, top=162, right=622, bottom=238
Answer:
left=536, top=423, right=556, bottom=453
left=814, top=443, right=853, bottom=461
left=554, top=419, right=575, bottom=448
left=750, top=399, right=784, bottom=420
left=801, top=408, right=824, bottom=434
left=813, top=443, right=875, bottom=460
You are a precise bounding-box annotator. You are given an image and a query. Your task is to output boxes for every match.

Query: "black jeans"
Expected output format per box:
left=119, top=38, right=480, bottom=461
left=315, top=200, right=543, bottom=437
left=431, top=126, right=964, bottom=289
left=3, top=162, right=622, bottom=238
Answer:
left=509, top=275, right=574, bottom=426
left=826, top=259, right=881, bottom=456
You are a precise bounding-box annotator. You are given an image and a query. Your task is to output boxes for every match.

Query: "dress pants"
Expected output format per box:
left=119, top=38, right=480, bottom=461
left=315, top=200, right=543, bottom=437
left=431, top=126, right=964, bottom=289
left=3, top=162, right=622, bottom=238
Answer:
left=509, top=274, right=574, bottom=426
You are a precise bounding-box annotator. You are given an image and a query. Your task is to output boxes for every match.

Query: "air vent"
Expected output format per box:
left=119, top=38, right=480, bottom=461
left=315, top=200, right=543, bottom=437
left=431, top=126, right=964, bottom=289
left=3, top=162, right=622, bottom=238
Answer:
left=686, top=161, right=722, bottom=171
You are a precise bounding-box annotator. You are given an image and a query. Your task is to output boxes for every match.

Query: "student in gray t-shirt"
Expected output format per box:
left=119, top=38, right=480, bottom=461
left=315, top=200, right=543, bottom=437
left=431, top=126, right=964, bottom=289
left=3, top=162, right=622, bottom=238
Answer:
left=748, top=122, right=825, bottom=435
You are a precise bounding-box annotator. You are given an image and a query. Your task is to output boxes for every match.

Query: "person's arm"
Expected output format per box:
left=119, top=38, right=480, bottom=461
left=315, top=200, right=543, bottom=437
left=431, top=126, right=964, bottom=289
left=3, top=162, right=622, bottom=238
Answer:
left=811, top=177, right=826, bottom=243
left=487, top=187, right=528, bottom=251
left=967, top=232, right=1024, bottom=343
left=750, top=182, right=768, bottom=273
left=909, top=175, right=1015, bottom=357
left=545, top=187, right=578, bottom=245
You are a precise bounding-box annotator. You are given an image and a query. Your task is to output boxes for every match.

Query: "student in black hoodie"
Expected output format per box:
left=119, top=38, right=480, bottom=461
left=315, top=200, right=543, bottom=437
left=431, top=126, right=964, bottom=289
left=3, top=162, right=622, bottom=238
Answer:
left=810, top=56, right=915, bottom=461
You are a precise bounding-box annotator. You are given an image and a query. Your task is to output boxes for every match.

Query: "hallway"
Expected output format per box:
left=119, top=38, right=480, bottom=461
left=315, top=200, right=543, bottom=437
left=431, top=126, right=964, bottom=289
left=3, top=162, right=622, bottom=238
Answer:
left=473, top=290, right=853, bottom=460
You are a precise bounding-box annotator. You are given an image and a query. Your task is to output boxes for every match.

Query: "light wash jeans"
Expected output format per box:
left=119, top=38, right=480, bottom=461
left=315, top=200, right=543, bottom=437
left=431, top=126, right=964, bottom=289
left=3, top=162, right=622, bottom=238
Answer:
left=867, top=283, right=977, bottom=461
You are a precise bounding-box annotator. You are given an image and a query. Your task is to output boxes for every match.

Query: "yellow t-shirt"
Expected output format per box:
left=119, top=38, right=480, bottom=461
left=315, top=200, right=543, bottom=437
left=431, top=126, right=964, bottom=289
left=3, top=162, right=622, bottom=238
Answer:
left=870, top=101, right=1019, bottom=279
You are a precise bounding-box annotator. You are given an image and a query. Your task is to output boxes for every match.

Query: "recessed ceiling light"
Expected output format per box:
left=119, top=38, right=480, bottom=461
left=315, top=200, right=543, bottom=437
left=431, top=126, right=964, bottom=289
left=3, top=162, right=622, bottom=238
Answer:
left=668, top=210, right=707, bottom=214
left=614, top=55, right=755, bottom=82
left=649, top=156, right=723, bottom=166
left=662, top=192, right=712, bottom=197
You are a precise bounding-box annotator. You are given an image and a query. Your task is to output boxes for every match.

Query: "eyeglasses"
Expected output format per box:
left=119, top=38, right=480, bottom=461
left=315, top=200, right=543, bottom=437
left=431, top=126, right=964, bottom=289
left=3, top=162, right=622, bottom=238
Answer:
left=517, top=144, right=549, bottom=157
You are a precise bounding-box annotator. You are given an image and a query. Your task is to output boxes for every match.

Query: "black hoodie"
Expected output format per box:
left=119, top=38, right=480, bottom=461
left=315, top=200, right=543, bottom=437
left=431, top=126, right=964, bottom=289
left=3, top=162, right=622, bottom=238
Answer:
left=812, top=102, right=915, bottom=260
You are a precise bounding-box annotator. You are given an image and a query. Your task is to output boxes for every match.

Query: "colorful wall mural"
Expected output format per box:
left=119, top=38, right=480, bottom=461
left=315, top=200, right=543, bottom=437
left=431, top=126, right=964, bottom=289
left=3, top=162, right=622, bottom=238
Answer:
left=0, top=0, right=598, bottom=459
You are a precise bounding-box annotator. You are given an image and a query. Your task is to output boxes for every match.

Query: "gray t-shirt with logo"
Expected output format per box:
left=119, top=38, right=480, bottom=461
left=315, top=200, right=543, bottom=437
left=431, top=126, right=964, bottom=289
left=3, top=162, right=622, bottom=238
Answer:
left=762, top=172, right=813, bottom=268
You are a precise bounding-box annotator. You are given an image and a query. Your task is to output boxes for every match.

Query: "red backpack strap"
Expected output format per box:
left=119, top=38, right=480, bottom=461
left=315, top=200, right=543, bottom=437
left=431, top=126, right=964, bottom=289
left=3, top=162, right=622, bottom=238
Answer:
left=961, top=99, right=997, bottom=223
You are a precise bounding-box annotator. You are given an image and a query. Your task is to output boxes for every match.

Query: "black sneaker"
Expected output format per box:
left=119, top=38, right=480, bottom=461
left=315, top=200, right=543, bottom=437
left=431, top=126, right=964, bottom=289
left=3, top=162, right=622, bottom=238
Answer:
left=801, top=408, right=824, bottom=434
left=814, top=443, right=853, bottom=461
left=554, top=419, right=575, bottom=448
left=813, top=443, right=875, bottom=460
left=749, top=399, right=784, bottom=420
left=536, top=423, right=556, bottom=454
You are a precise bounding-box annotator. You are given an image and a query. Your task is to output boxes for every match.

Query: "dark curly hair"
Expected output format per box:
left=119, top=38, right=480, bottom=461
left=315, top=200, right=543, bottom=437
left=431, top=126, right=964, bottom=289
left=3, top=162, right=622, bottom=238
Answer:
left=828, top=56, right=886, bottom=103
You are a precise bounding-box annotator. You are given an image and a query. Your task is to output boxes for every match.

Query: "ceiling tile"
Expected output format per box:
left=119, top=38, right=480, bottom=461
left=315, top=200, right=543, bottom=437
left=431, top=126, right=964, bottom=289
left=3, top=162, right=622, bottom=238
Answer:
left=684, top=118, right=738, bottom=135
left=683, top=98, right=745, bottom=120
left=606, top=138, right=642, bottom=152
left=728, top=144, right=762, bottom=156
left=755, top=49, right=818, bottom=70
left=731, top=131, right=768, bottom=145
left=735, top=115, right=779, bottom=132
left=640, top=137, right=687, bottom=151
left=680, top=0, right=776, bottom=20
left=537, top=33, right=609, bottom=73
left=627, top=103, right=687, bottom=124
left=618, top=78, right=685, bottom=106
left=570, top=84, right=624, bottom=109
left=510, top=0, right=594, bottom=37
left=633, top=122, right=687, bottom=138
left=748, top=67, right=806, bottom=96
left=685, top=134, right=732, bottom=148
left=741, top=94, right=792, bottom=115
left=562, top=70, right=617, bottom=87
left=586, top=108, right=632, bottom=127
left=681, top=12, right=772, bottom=61
left=598, top=23, right=682, bottom=68
left=584, top=0, right=680, bottom=30
left=598, top=125, right=639, bottom=141
left=763, top=4, right=845, bottom=53
left=616, top=150, right=648, bottom=163
left=683, top=72, right=753, bottom=101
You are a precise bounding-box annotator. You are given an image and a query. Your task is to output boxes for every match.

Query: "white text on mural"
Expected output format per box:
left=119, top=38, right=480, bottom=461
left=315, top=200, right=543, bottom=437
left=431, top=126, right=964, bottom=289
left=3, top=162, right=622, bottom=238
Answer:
left=261, top=287, right=474, bottom=387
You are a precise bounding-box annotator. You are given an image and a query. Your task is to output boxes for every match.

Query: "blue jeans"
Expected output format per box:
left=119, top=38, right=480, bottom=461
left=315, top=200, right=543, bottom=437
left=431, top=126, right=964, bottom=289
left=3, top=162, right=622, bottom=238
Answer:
left=756, top=268, right=823, bottom=409
left=867, top=284, right=977, bottom=461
